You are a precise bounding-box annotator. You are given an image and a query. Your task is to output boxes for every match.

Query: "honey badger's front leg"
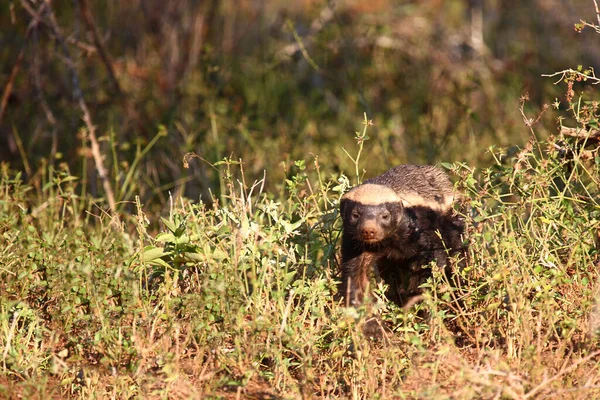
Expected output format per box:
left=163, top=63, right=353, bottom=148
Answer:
left=339, top=184, right=407, bottom=307
left=340, top=247, right=381, bottom=307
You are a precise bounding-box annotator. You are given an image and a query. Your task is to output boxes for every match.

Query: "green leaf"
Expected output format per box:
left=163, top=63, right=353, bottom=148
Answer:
left=174, top=234, right=190, bottom=244
left=150, top=258, right=171, bottom=268
left=582, top=276, right=589, bottom=286
left=283, top=271, right=297, bottom=287
left=212, top=249, right=228, bottom=260
left=59, top=176, right=79, bottom=183
left=184, top=252, right=204, bottom=262
left=282, top=220, right=302, bottom=234
left=155, top=232, right=176, bottom=243
left=141, top=246, right=170, bottom=262
left=161, top=218, right=177, bottom=233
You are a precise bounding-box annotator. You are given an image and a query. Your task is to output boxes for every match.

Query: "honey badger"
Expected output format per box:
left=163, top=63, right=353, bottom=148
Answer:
left=340, top=165, right=464, bottom=307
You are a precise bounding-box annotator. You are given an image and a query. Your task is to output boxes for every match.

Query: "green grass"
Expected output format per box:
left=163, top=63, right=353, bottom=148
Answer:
left=2, top=105, right=600, bottom=398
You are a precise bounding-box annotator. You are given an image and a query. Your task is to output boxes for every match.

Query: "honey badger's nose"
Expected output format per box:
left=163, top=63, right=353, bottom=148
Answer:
left=360, top=226, right=378, bottom=240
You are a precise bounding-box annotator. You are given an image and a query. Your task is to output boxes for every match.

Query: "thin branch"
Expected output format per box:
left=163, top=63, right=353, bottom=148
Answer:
left=32, top=23, right=58, bottom=159
left=0, top=14, right=39, bottom=126
left=77, top=0, right=123, bottom=97
left=542, top=68, right=600, bottom=85
left=0, top=43, right=26, bottom=126
left=523, top=350, right=600, bottom=399
left=561, top=126, right=600, bottom=140
left=278, top=4, right=334, bottom=61
left=21, top=0, right=117, bottom=212
left=76, top=0, right=149, bottom=134
left=286, top=20, right=320, bottom=72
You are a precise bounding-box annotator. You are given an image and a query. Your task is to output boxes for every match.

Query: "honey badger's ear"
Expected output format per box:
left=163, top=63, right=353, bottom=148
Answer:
left=340, top=198, right=348, bottom=216
left=394, top=202, right=406, bottom=222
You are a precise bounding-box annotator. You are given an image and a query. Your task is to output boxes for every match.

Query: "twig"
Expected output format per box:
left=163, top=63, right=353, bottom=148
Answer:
left=76, top=0, right=149, bottom=133
left=77, top=0, right=123, bottom=97
left=523, top=350, right=600, bottom=399
left=286, top=20, right=320, bottom=72
left=21, top=0, right=117, bottom=212
left=32, top=22, right=59, bottom=159
left=2, top=311, right=19, bottom=370
left=278, top=4, right=334, bottom=60
left=561, top=126, right=600, bottom=140
left=540, top=385, right=600, bottom=400
left=0, top=13, right=39, bottom=126
left=0, top=43, right=26, bottom=126
left=518, top=95, right=545, bottom=157
left=402, top=294, right=424, bottom=310
left=542, top=68, right=600, bottom=85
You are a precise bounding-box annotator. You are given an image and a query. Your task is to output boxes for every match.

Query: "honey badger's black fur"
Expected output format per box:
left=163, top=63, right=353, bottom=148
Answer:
left=340, top=165, right=464, bottom=308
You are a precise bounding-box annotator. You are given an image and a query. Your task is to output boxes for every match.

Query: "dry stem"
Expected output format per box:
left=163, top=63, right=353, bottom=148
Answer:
left=21, top=0, right=117, bottom=212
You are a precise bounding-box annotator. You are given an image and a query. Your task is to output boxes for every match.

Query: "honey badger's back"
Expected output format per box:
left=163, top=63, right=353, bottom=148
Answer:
left=364, top=165, right=454, bottom=213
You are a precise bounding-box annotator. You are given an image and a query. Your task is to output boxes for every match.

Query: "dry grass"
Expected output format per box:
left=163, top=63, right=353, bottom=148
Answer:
left=2, top=2, right=600, bottom=398
left=2, top=105, right=600, bottom=398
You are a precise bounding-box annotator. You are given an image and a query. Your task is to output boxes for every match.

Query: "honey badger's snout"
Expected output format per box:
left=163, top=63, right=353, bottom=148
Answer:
left=358, top=219, right=381, bottom=242
left=356, top=212, right=391, bottom=243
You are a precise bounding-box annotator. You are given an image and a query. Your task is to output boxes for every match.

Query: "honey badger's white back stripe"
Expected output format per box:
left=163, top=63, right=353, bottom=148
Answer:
left=342, top=184, right=401, bottom=205
left=400, top=192, right=454, bottom=213
left=343, top=183, right=454, bottom=212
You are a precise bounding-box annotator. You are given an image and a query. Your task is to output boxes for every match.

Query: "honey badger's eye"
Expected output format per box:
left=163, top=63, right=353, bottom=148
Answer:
left=351, top=211, right=360, bottom=219
left=381, top=213, right=390, bottom=221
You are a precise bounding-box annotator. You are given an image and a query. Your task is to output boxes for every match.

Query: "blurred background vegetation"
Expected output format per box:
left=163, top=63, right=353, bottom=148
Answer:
left=1, top=0, right=599, bottom=210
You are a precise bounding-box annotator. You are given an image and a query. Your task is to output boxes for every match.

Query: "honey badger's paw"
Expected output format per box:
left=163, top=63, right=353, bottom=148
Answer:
left=362, top=316, right=391, bottom=341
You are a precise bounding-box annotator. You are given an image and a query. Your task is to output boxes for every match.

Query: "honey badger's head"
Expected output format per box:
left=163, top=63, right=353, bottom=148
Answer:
left=341, top=184, right=406, bottom=244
